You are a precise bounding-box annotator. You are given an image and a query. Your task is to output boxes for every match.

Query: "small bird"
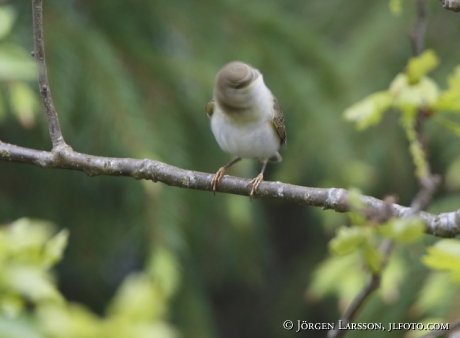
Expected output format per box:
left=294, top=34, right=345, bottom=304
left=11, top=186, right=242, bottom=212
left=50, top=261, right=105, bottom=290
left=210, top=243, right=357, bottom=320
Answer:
left=206, top=61, right=287, bottom=199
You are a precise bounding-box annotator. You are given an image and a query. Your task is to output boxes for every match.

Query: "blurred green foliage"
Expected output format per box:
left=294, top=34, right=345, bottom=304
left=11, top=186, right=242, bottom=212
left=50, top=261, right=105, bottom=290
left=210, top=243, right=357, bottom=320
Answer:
left=1, top=0, right=460, bottom=337
left=0, top=218, right=178, bottom=338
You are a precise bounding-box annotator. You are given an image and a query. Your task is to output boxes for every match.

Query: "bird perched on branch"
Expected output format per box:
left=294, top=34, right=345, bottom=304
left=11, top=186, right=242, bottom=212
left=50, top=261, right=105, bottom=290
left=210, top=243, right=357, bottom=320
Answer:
left=206, top=61, right=287, bottom=199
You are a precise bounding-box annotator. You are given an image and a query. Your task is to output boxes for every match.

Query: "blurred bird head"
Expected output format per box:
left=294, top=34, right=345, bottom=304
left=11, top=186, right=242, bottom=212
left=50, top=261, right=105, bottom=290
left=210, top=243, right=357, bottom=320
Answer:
left=214, top=61, right=261, bottom=109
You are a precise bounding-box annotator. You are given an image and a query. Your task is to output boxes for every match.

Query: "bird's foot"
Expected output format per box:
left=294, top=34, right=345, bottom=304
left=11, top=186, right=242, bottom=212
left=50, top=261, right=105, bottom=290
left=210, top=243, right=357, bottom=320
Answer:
left=211, top=167, right=226, bottom=194
left=247, top=173, right=264, bottom=201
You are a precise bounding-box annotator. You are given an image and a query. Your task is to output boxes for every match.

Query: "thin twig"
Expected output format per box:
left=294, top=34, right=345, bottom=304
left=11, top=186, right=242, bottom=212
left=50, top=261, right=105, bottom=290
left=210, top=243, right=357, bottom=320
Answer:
left=32, top=0, right=66, bottom=148
left=411, top=0, right=427, bottom=57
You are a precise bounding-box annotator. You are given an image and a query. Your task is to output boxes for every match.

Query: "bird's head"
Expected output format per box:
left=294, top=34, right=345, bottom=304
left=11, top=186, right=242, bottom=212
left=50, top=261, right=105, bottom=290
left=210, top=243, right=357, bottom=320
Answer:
left=214, top=61, right=261, bottom=109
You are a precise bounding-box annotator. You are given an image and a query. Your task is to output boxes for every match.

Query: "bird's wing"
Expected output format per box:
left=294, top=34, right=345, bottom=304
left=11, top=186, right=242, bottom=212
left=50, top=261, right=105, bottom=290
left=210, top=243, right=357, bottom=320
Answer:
left=206, top=99, right=215, bottom=118
left=272, top=96, right=287, bottom=146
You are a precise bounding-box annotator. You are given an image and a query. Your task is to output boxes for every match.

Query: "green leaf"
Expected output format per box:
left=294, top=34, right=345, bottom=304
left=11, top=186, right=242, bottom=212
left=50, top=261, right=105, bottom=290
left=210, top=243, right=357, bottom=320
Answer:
left=379, top=217, right=425, bottom=242
left=329, top=226, right=367, bottom=256
left=434, top=66, right=460, bottom=112
left=400, top=109, right=430, bottom=179
left=146, top=247, right=180, bottom=299
left=5, top=218, right=55, bottom=262
left=389, top=73, right=439, bottom=109
left=42, top=229, right=69, bottom=269
left=0, top=317, right=43, bottom=338
left=3, top=266, right=63, bottom=303
left=0, top=294, right=24, bottom=319
left=406, top=50, right=439, bottom=84
left=0, top=6, right=16, bottom=40
left=343, top=91, right=392, bottom=130
left=107, top=273, right=165, bottom=321
left=422, top=239, right=460, bottom=283
left=38, top=304, right=101, bottom=338
left=363, top=243, right=383, bottom=273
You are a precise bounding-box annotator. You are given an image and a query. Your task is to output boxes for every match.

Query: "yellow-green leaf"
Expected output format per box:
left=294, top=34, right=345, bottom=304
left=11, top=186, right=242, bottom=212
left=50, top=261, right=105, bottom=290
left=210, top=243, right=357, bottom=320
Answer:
left=329, top=227, right=367, bottom=256
left=5, top=218, right=55, bottom=260
left=107, top=273, right=165, bottom=321
left=389, top=73, right=439, bottom=109
left=407, top=50, right=439, bottom=84
left=379, top=217, right=425, bottom=242
left=422, top=239, right=460, bottom=283
left=146, top=247, right=180, bottom=299
left=400, top=109, right=430, bottom=179
left=3, top=266, right=63, bottom=303
left=343, top=91, right=392, bottom=130
left=38, top=303, right=101, bottom=338
left=0, top=294, right=24, bottom=319
left=42, top=229, right=69, bottom=269
left=434, top=66, right=460, bottom=112
left=363, top=244, right=383, bottom=273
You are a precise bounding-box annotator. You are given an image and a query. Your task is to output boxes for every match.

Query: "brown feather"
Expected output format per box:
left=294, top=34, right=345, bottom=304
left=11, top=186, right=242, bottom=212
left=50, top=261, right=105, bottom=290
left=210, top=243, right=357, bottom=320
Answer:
left=272, top=96, right=287, bottom=146
left=205, top=99, right=215, bottom=117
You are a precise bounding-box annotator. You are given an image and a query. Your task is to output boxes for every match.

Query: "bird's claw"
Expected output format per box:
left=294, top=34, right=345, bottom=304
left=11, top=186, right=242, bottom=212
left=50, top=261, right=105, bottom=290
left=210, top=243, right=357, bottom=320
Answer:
left=247, top=173, right=264, bottom=201
left=211, top=167, right=226, bottom=194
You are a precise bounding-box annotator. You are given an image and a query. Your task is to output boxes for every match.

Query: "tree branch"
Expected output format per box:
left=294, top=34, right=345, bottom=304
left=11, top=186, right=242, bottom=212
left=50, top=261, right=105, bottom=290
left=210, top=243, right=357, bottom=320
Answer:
left=32, top=0, right=66, bottom=148
left=1, top=140, right=459, bottom=238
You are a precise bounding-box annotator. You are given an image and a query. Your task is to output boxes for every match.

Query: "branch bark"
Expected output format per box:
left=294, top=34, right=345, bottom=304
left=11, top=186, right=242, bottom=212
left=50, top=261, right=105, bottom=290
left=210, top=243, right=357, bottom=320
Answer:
left=1, top=140, right=460, bottom=238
